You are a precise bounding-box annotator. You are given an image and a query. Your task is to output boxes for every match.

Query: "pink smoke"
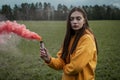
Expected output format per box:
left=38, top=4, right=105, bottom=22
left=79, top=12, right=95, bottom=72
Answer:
left=0, top=21, right=42, bottom=41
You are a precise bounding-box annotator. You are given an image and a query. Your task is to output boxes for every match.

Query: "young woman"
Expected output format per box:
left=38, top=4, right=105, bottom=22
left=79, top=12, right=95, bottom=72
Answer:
left=40, top=7, right=98, bottom=80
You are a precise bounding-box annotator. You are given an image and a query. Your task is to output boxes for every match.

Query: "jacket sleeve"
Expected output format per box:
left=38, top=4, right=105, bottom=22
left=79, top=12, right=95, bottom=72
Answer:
left=63, top=34, right=96, bottom=75
left=47, top=49, right=65, bottom=70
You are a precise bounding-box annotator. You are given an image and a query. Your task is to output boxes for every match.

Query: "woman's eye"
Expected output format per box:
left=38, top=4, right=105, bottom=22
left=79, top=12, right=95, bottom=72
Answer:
left=76, top=17, right=81, bottom=20
left=70, top=17, right=81, bottom=21
left=70, top=17, right=74, bottom=21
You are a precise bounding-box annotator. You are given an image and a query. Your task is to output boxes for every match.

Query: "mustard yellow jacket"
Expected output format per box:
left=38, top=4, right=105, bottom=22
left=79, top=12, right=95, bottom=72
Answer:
left=47, top=29, right=97, bottom=80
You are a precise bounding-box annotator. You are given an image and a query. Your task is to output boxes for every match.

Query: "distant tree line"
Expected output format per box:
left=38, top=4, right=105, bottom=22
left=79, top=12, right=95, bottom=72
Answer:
left=0, top=2, right=120, bottom=20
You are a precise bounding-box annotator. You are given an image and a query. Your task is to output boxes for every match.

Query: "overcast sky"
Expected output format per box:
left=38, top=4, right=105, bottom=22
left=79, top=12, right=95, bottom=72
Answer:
left=0, top=0, right=120, bottom=8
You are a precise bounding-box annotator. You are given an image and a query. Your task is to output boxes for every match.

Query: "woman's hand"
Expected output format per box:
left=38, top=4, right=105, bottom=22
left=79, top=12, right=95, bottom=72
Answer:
left=40, top=48, right=51, bottom=63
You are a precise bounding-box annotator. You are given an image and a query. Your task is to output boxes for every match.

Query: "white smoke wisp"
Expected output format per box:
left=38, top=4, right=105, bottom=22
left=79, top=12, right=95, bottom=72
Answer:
left=0, top=32, right=21, bottom=54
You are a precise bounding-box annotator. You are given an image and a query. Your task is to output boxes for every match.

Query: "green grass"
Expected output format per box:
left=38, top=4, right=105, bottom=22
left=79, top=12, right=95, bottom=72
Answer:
left=90, top=20, right=120, bottom=80
left=0, top=20, right=120, bottom=80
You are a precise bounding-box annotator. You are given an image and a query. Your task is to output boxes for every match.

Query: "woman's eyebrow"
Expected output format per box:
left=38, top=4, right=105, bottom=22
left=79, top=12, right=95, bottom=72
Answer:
left=70, top=16, right=81, bottom=18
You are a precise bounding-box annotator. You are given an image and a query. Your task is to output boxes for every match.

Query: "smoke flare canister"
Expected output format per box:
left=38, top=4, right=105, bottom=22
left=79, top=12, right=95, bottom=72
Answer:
left=40, top=41, right=45, bottom=49
left=39, top=41, right=48, bottom=57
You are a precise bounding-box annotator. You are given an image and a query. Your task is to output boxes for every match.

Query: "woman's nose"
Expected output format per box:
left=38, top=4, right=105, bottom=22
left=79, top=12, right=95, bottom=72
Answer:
left=73, top=19, right=78, bottom=23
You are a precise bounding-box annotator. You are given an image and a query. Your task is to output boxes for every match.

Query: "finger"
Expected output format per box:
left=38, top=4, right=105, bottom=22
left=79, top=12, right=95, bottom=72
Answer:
left=40, top=50, right=45, bottom=53
left=40, top=51, right=48, bottom=57
left=40, top=48, right=45, bottom=51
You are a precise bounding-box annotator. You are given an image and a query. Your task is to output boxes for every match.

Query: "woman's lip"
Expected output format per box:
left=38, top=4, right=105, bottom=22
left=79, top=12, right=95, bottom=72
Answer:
left=73, top=25, right=78, bottom=28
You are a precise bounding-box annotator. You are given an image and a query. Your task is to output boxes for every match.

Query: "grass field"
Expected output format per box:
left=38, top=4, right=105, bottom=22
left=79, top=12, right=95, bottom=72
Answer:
left=0, top=20, right=120, bottom=80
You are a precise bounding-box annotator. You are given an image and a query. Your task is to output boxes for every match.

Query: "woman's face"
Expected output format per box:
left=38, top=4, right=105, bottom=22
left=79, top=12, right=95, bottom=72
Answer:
left=70, top=11, right=85, bottom=30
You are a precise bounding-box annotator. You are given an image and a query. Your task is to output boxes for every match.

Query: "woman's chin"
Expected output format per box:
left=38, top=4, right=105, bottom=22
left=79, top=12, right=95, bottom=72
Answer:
left=72, top=27, right=80, bottom=30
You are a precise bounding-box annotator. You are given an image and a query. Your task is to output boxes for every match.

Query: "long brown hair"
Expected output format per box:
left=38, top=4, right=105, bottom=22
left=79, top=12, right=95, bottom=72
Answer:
left=61, top=7, right=98, bottom=63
